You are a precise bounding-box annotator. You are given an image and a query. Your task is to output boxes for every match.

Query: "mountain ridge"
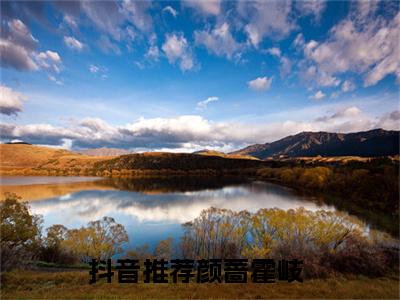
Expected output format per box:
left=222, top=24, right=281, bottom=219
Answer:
left=230, top=128, right=400, bottom=159
left=77, top=147, right=132, bottom=156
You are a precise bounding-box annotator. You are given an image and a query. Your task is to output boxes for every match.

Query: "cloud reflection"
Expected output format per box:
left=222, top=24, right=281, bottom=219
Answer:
left=29, top=181, right=334, bottom=228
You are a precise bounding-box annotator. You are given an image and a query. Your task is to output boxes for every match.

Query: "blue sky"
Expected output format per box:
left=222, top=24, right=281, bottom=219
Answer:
left=0, top=0, right=399, bottom=152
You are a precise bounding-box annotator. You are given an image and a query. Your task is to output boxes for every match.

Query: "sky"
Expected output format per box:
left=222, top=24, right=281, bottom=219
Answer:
left=0, top=0, right=399, bottom=152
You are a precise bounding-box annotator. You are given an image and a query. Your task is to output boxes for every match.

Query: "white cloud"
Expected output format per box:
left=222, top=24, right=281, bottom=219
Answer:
left=62, top=15, right=78, bottom=31
left=133, top=61, right=145, bottom=69
left=310, top=90, right=326, bottom=100
left=302, top=12, right=400, bottom=87
left=196, top=96, right=219, bottom=110
left=89, top=65, right=100, bottom=73
left=0, top=18, right=39, bottom=71
left=194, top=22, right=242, bottom=60
left=145, top=45, right=160, bottom=61
left=318, top=73, right=341, bottom=87
left=0, top=85, right=26, bottom=116
left=248, top=76, right=273, bottom=91
left=6, top=19, right=38, bottom=50
left=163, top=6, right=178, bottom=18
left=182, top=0, right=221, bottom=16
left=98, top=35, right=121, bottom=55
left=266, top=47, right=281, bottom=58
left=35, top=50, right=62, bottom=73
left=293, top=33, right=305, bottom=49
left=81, top=1, right=124, bottom=40
left=331, top=106, right=362, bottom=118
left=266, top=47, right=292, bottom=78
left=0, top=19, right=63, bottom=74
left=301, top=66, right=341, bottom=88
left=48, top=75, right=63, bottom=85
left=376, top=110, right=400, bottom=129
left=296, top=0, right=326, bottom=20
left=64, top=36, right=84, bottom=51
left=341, top=80, right=356, bottom=92
left=0, top=39, right=38, bottom=71
left=237, top=0, right=295, bottom=46
left=279, top=56, right=292, bottom=78
left=1, top=103, right=399, bottom=151
left=89, top=64, right=108, bottom=79
left=0, top=19, right=64, bottom=74
left=162, top=32, right=196, bottom=71
left=79, top=118, right=118, bottom=139
left=121, top=0, right=153, bottom=33
left=356, top=0, right=379, bottom=21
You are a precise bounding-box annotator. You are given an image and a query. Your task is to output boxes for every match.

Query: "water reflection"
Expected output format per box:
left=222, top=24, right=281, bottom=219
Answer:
left=0, top=176, right=99, bottom=186
left=3, top=177, right=332, bottom=250
left=30, top=182, right=333, bottom=224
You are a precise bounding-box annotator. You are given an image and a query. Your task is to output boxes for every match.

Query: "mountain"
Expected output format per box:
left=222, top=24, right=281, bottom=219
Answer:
left=230, top=129, right=400, bottom=159
left=77, top=147, right=132, bottom=156
left=193, top=149, right=259, bottom=160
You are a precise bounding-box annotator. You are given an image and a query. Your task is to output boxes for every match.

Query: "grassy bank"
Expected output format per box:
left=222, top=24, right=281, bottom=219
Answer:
left=1, top=270, right=399, bottom=299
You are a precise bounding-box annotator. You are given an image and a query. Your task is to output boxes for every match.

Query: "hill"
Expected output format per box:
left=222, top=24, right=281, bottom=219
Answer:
left=231, top=129, right=400, bottom=159
left=77, top=147, right=132, bottom=156
left=93, top=152, right=263, bottom=174
left=0, top=144, right=264, bottom=176
left=194, top=149, right=258, bottom=160
left=0, top=144, right=109, bottom=175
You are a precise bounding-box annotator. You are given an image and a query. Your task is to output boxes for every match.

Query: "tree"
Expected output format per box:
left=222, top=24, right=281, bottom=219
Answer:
left=127, top=244, right=152, bottom=262
left=0, top=193, right=42, bottom=271
left=154, top=237, right=174, bottom=259
left=40, top=224, right=73, bottom=264
left=180, top=207, right=250, bottom=259
left=61, top=216, right=128, bottom=262
left=87, top=216, right=128, bottom=258
left=46, top=224, right=68, bottom=248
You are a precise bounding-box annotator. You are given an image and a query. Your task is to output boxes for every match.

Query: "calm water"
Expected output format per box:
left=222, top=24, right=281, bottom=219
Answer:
left=1, top=176, right=336, bottom=250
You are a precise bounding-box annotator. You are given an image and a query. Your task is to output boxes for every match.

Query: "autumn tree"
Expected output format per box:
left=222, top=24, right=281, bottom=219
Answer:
left=181, top=207, right=250, bottom=259
left=0, top=193, right=42, bottom=271
left=243, top=208, right=363, bottom=260
left=40, top=224, right=74, bottom=264
left=154, top=237, right=174, bottom=259
left=127, top=244, right=152, bottom=262
left=62, top=216, right=128, bottom=262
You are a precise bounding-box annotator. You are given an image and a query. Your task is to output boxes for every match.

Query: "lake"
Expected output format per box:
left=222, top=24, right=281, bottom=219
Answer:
left=1, top=176, right=342, bottom=251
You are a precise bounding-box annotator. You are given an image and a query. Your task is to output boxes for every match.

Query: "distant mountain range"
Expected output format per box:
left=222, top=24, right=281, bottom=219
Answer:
left=193, top=149, right=259, bottom=160
left=77, top=147, right=132, bottom=156
left=230, top=129, right=400, bottom=159
left=6, top=129, right=397, bottom=160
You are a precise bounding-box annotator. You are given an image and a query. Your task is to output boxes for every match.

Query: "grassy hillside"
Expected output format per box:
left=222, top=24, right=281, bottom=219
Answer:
left=0, top=144, right=109, bottom=175
left=77, top=147, right=132, bottom=156
left=194, top=149, right=259, bottom=160
left=0, top=144, right=265, bottom=176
